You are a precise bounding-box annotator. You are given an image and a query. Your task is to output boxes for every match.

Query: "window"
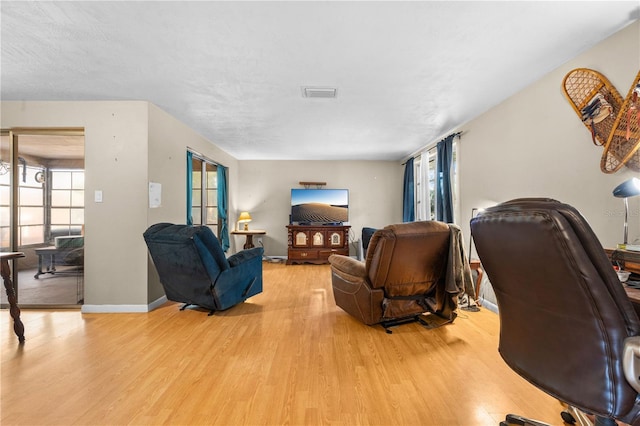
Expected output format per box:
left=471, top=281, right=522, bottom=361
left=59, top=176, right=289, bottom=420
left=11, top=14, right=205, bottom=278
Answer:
left=0, top=167, right=84, bottom=248
left=50, top=169, right=84, bottom=239
left=1, top=164, right=46, bottom=247
left=189, top=154, right=219, bottom=235
left=414, top=140, right=457, bottom=222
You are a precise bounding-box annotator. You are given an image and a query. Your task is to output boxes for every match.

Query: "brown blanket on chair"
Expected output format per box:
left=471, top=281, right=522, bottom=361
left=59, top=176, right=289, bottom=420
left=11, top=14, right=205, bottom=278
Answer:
left=420, top=224, right=474, bottom=321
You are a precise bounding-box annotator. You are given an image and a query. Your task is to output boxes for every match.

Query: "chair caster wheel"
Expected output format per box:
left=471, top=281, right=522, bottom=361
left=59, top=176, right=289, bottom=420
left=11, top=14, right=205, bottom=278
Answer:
left=561, top=410, right=576, bottom=424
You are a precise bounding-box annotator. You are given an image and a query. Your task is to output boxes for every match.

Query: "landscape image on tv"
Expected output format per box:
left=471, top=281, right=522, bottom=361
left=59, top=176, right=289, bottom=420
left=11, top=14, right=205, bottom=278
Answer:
left=291, top=189, right=348, bottom=224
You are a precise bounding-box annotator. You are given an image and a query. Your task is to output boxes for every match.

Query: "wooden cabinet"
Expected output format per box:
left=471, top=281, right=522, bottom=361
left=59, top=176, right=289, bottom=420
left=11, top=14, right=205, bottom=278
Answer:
left=286, top=225, right=350, bottom=265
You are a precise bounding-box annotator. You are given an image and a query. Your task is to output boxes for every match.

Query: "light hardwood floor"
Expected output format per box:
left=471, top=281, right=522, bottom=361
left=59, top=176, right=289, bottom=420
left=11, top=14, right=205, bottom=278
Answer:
left=1, top=262, right=564, bottom=425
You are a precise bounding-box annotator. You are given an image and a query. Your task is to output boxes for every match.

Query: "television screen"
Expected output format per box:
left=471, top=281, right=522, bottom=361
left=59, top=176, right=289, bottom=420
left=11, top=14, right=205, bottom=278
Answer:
left=291, top=188, right=349, bottom=224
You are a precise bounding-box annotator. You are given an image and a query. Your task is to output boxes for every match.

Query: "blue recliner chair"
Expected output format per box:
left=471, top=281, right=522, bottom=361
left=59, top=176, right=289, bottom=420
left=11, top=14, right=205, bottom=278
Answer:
left=144, top=223, right=263, bottom=314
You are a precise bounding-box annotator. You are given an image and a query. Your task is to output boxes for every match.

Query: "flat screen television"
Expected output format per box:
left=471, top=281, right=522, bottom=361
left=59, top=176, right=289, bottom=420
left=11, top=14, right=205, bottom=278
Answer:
left=290, top=188, right=349, bottom=225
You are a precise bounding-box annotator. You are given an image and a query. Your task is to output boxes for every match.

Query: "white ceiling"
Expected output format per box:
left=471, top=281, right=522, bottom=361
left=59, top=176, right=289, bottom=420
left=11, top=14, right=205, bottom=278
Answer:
left=2, top=1, right=638, bottom=161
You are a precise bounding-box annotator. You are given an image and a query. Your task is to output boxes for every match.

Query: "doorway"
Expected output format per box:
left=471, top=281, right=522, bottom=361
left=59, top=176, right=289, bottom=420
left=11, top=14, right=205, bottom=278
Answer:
left=0, top=128, right=85, bottom=308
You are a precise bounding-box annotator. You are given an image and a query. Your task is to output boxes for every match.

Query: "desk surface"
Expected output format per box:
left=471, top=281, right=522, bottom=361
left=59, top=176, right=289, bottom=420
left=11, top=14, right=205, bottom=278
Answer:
left=626, top=286, right=640, bottom=305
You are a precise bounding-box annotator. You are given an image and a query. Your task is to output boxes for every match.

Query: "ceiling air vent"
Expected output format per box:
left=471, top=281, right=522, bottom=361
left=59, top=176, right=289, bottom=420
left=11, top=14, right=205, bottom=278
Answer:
left=302, top=87, right=337, bottom=99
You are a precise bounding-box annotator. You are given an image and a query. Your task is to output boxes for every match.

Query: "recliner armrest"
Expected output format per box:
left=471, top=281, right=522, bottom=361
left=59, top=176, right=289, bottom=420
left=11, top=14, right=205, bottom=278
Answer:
left=228, top=247, right=264, bottom=267
left=623, top=336, right=640, bottom=393
left=328, top=255, right=366, bottom=279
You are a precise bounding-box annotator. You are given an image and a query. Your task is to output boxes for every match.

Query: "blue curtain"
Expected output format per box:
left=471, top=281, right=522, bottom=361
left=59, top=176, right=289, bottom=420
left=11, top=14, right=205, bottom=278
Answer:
left=402, top=157, right=415, bottom=222
left=436, top=134, right=455, bottom=223
left=217, top=165, right=230, bottom=252
left=186, top=151, right=193, bottom=226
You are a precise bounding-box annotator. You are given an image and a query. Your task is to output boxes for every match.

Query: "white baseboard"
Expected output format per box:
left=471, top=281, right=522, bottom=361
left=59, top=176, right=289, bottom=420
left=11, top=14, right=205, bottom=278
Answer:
left=148, top=295, right=168, bottom=311
left=479, top=298, right=498, bottom=314
left=81, top=295, right=168, bottom=313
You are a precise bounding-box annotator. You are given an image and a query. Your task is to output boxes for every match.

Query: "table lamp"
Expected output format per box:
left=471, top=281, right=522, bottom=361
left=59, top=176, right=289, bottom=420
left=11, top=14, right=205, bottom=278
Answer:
left=613, top=177, right=640, bottom=245
left=237, top=211, right=252, bottom=231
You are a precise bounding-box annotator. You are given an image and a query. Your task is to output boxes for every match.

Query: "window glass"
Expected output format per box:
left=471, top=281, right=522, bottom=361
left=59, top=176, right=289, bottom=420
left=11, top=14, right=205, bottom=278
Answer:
left=51, top=208, right=71, bottom=224
left=189, top=152, right=222, bottom=237
left=192, top=189, right=202, bottom=208
left=0, top=206, right=9, bottom=227
left=52, top=171, right=72, bottom=189
left=0, top=227, right=9, bottom=249
left=52, top=190, right=71, bottom=207
left=0, top=185, right=8, bottom=204
left=19, top=187, right=43, bottom=206
left=51, top=225, right=71, bottom=236
left=20, top=225, right=44, bottom=246
left=414, top=142, right=457, bottom=222
left=70, top=209, right=84, bottom=224
left=51, top=191, right=71, bottom=207
left=206, top=189, right=217, bottom=207
left=72, top=172, right=85, bottom=189
left=192, top=207, right=202, bottom=225
left=206, top=207, right=217, bottom=225
left=20, top=167, right=43, bottom=188
left=71, top=190, right=84, bottom=207
left=50, top=169, right=85, bottom=241
left=19, top=206, right=44, bottom=225
left=206, top=167, right=217, bottom=188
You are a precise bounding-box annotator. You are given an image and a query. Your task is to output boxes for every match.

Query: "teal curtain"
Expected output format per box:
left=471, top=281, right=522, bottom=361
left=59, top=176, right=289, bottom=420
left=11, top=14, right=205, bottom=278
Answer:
left=436, top=134, right=455, bottom=223
left=186, top=151, right=193, bottom=226
left=402, top=157, right=415, bottom=222
left=217, top=165, right=230, bottom=252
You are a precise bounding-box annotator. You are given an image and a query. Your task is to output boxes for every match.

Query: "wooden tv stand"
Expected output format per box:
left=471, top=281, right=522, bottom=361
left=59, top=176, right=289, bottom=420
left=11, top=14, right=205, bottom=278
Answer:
left=286, top=225, right=350, bottom=265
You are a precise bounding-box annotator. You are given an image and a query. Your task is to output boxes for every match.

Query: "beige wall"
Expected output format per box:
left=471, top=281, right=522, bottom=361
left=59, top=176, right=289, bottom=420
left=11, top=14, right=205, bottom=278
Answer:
left=146, top=103, right=239, bottom=302
left=458, top=21, right=640, bottom=308
left=236, top=160, right=403, bottom=257
left=2, top=101, right=151, bottom=308
left=460, top=21, right=640, bottom=248
left=1, top=101, right=238, bottom=311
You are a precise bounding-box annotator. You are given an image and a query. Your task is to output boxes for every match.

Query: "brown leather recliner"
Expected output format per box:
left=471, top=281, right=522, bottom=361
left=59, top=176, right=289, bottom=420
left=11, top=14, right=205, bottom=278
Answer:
left=328, top=221, right=473, bottom=330
left=470, top=198, right=640, bottom=426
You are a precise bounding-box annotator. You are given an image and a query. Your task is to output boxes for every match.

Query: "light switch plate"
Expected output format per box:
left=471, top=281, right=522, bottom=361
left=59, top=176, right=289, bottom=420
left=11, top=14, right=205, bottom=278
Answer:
left=95, top=190, right=103, bottom=203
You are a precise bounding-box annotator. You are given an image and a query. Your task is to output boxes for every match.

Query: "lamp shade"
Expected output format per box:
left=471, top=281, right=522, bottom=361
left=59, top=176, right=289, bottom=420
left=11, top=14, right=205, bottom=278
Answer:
left=238, top=211, right=252, bottom=223
left=237, top=211, right=252, bottom=231
left=613, top=177, right=640, bottom=198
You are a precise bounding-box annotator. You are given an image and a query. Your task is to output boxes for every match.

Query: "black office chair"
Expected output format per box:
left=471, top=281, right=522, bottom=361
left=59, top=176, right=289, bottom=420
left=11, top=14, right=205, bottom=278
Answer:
left=470, top=198, right=640, bottom=426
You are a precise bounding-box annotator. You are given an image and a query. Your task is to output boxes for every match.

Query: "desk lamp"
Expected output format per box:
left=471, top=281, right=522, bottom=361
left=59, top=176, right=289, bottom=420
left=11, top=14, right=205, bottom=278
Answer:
left=613, top=177, right=640, bottom=245
left=237, top=211, right=252, bottom=231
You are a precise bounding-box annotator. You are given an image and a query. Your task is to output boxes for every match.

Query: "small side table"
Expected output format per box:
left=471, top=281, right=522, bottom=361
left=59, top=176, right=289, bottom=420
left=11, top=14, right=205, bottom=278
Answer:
left=469, top=259, right=484, bottom=305
left=231, top=229, right=266, bottom=249
left=1, top=252, right=25, bottom=343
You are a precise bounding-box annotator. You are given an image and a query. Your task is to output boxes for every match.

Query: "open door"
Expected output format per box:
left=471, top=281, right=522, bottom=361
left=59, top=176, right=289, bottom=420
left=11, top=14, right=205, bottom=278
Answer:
left=0, top=128, right=85, bottom=307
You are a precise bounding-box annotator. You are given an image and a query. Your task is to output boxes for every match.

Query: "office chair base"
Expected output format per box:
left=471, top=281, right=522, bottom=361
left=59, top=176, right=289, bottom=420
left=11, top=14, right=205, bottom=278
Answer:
left=501, top=413, right=550, bottom=426
left=560, top=405, right=596, bottom=426
left=501, top=407, right=597, bottom=426
left=561, top=405, right=594, bottom=426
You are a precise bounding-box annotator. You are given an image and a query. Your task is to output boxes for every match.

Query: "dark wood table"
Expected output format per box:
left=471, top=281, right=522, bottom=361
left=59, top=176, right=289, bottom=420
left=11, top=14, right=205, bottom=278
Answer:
left=0, top=252, right=25, bottom=343
left=231, top=229, right=266, bottom=249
